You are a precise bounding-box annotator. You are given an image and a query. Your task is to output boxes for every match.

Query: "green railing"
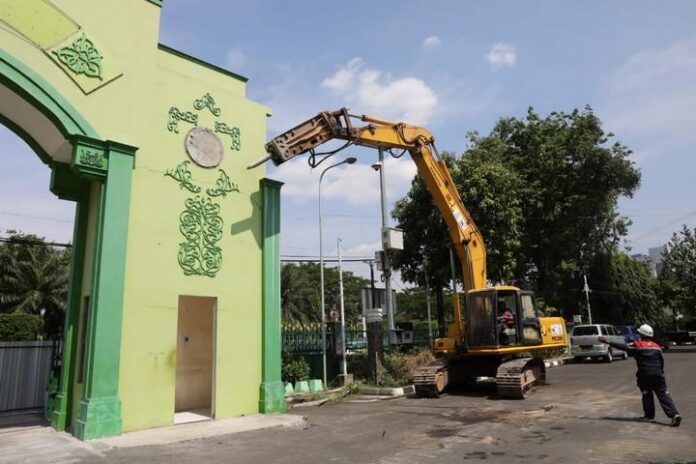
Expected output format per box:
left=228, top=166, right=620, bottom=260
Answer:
left=282, top=324, right=431, bottom=355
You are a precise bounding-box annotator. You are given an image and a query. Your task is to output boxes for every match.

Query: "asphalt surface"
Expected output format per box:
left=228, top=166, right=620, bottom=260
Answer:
left=82, top=347, right=695, bottom=463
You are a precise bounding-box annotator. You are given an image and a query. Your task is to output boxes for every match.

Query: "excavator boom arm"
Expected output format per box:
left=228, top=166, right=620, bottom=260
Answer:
left=253, top=108, right=488, bottom=338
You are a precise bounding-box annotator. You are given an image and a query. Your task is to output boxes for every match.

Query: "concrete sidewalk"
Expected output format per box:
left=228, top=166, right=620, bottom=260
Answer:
left=0, top=413, right=304, bottom=464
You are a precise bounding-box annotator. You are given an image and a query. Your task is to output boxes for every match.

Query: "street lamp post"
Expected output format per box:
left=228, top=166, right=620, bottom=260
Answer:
left=319, top=157, right=357, bottom=388
left=337, top=237, right=347, bottom=378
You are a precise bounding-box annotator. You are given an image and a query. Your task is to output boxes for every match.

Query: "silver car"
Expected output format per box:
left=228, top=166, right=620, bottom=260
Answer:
left=570, top=324, right=628, bottom=362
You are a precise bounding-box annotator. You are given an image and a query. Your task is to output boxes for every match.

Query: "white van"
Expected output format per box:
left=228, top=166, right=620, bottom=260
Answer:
left=570, top=324, right=628, bottom=362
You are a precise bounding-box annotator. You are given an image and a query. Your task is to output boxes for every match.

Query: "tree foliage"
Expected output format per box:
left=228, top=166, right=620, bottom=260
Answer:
left=0, top=313, right=43, bottom=341
left=280, top=263, right=370, bottom=325
left=0, top=232, right=70, bottom=339
left=587, top=251, right=666, bottom=326
left=392, top=107, right=641, bottom=313
left=658, top=226, right=696, bottom=322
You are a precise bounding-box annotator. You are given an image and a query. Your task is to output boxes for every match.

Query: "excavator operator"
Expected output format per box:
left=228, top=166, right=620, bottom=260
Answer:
left=497, top=302, right=516, bottom=345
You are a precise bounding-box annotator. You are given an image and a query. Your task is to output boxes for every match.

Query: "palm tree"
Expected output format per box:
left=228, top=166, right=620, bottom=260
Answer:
left=0, top=234, right=70, bottom=338
left=281, top=263, right=321, bottom=325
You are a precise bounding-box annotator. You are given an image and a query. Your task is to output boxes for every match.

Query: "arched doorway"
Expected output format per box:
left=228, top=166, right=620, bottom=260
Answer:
left=0, top=50, right=136, bottom=439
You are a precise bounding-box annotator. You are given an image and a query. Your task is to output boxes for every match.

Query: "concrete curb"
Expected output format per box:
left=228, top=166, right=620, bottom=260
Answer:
left=357, top=385, right=415, bottom=397
left=545, top=356, right=573, bottom=368
left=94, top=414, right=305, bottom=448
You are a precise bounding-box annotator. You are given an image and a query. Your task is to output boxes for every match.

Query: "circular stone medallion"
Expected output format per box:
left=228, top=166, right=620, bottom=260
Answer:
left=184, top=126, right=224, bottom=168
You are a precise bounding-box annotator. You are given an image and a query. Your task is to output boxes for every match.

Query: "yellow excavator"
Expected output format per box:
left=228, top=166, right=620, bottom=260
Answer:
left=249, top=108, right=569, bottom=398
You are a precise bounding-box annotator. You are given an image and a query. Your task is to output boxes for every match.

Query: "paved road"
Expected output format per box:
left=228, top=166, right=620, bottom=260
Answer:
left=83, top=347, right=695, bottom=464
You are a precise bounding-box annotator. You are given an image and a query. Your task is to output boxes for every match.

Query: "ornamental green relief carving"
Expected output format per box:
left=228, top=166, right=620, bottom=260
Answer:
left=178, top=196, right=224, bottom=277
left=206, top=170, right=239, bottom=198
left=166, top=94, right=241, bottom=150
left=78, top=148, right=106, bottom=168
left=165, top=163, right=238, bottom=278
left=165, top=161, right=201, bottom=193
left=167, top=108, right=198, bottom=133
left=214, top=122, right=242, bottom=151
left=52, top=33, right=103, bottom=79
left=193, top=93, right=222, bottom=116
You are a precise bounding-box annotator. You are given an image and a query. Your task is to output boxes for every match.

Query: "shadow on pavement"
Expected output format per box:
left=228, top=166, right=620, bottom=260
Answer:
left=596, top=416, right=671, bottom=426
left=0, top=411, right=47, bottom=433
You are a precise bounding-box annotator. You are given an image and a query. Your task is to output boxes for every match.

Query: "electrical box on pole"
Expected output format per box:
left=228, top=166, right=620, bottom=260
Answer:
left=382, top=227, right=403, bottom=251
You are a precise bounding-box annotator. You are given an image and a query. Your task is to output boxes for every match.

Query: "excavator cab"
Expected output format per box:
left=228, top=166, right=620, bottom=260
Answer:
left=465, top=287, right=542, bottom=351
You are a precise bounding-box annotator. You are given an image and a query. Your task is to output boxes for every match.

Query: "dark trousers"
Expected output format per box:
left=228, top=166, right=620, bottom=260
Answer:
left=637, top=374, right=679, bottom=419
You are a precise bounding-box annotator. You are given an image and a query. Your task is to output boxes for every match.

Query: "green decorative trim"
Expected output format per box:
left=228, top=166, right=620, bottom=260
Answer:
left=0, top=49, right=100, bottom=139
left=74, top=396, right=121, bottom=440
left=51, top=191, right=89, bottom=431
left=78, top=148, right=106, bottom=168
left=52, top=33, right=103, bottom=80
left=71, top=135, right=108, bottom=180
left=206, top=170, right=238, bottom=198
left=259, top=178, right=286, bottom=413
left=178, top=195, right=224, bottom=277
left=158, top=44, right=248, bottom=83
left=193, top=93, right=221, bottom=116
left=76, top=143, right=136, bottom=440
left=165, top=161, right=201, bottom=193
left=259, top=381, right=286, bottom=414
left=214, top=122, right=241, bottom=151
left=166, top=163, right=240, bottom=277
left=167, top=107, right=198, bottom=133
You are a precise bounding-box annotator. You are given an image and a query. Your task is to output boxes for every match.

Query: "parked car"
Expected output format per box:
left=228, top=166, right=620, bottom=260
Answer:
left=570, top=324, right=628, bottom=362
left=616, top=325, right=641, bottom=344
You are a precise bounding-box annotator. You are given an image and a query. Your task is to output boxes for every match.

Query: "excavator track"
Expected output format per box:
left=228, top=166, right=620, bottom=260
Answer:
left=414, top=360, right=449, bottom=398
left=496, top=357, right=546, bottom=399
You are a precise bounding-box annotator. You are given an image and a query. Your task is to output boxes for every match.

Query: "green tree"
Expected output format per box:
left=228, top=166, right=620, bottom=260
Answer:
left=280, top=263, right=370, bottom=325
left=392, top=107, right=641, bottom=315
left=658, top=226, right=696, bottom=326
left=0, top=232, right=71, bottom=339
left=586, top=251, right=666, bottom=326
left=485, top=108, right=640, bottom=307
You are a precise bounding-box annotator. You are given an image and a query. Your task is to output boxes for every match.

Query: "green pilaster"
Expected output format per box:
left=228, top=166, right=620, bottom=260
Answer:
left=49, top=163, right=90, bottom=431
left=259, top=178, right=286, bottom=413
left=73, top=140, right=136, bottom=440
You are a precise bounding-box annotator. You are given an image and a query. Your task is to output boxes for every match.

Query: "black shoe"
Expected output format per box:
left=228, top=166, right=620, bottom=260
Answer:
left=640, top=417, right=656, bottom=423
left=670, top=415, right=682, bottom=427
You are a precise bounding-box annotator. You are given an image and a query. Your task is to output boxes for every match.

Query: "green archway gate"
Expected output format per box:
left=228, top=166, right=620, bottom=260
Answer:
left=0, top=0, right=285, bottom=439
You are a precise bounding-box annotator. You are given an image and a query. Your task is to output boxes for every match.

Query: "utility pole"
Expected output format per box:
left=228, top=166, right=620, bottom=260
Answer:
left=377, top=149, right=395, bottom=344
left=583, top=272, right=593, bottom=324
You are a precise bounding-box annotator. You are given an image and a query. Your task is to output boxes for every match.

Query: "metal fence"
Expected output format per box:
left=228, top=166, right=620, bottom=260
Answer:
left=0, top=341, right=56, bottom=413
left=282, top=326, right=432, bottom=355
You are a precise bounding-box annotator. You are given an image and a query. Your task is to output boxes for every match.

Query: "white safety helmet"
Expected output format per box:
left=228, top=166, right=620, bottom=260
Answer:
left=637, top=324, right=654, bottom=338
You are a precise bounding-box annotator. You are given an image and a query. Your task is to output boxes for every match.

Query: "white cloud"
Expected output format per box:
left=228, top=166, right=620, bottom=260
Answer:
left=485, top=43, right=517, bottom=68
left=271, top=155, right=417, bottom=206
left=422, top=36, right=441, bottom=49
left=601, top=38, right=696, bottom=152
left=321, top=58, right=438, bottom=125
left=599, top=38, right=696, bottom=251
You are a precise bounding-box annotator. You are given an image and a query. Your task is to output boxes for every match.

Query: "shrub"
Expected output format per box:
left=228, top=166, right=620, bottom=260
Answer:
left=0, top=313, right=42, bottom=341
left=282, top=353, right=310, bottom=384
left=349, top=347, right=435, bottom=387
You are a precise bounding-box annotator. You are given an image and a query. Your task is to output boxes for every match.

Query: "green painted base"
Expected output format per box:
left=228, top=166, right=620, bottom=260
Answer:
left=50, top=392, right=70, bottom=431
left=259, top=381, right=286, bottom=414
left=73, top=396, right=122, bottom=440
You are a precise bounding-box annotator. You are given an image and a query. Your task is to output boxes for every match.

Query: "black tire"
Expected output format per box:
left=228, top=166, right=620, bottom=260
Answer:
left=604, top=349, right=614, bottom=363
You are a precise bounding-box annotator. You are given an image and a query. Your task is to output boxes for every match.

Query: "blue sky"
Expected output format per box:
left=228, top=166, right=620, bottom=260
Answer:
left=3, top=1, right=696, bottom=282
